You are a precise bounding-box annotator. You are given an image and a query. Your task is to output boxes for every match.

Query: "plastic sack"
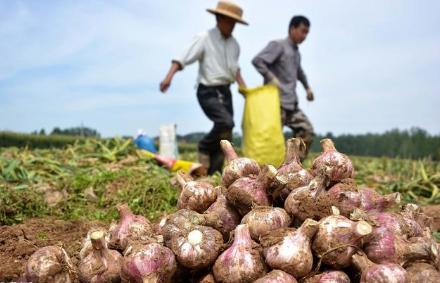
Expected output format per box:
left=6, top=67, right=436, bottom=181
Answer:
left=134, top=134, right=157, bottom=153
left=159, top=124, right=179, bottom=159
left=241, top=84, right=285, bottom=167
left=137, top=150, right=206, bottom=177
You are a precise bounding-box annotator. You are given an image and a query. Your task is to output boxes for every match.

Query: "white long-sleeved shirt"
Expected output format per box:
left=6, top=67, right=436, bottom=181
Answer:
left=173, top=27, right=240, bottom=86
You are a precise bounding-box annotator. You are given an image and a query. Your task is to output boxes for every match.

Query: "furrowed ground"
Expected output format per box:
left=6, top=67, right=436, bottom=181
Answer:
left=0, top=138, right=439, bottom=280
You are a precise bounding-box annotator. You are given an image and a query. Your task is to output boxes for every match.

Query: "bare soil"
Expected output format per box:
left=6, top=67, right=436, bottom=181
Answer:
left=0, top=217, right=106, bottom=282
left=422, top=205, right=440, bottom=231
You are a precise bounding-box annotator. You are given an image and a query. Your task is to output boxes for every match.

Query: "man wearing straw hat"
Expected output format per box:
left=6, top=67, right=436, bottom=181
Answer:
left=160, top=1, right=248, bottom=175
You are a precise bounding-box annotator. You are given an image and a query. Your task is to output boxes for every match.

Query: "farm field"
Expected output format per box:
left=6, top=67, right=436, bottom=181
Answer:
left=1, top=138, right=439, bottom=281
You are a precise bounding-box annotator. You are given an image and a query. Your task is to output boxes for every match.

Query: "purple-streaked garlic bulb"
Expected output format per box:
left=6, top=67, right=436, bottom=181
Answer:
left=25, top=246, right=75, bottom=283
left=254, top=270, right=298, bottom=283
left=220, top=140, right=260, bottom=188
left=176, top=172, right=217, bottom=213
left=327, top=181, right=400, bottom=217
left=108, top=203, right=153, bottom=251
left=359, top=206, right=436, bottom=266
left=406, top=262, right=440, bottom=283
left=213, top=224, right=266, bottom=282
left=366, top=210, right=424, bottom=239
left=121, top=243, right=177, bottom=283
left=312, top=208, right=373, bottom=269
left=78, top=230, right=122, bottom=283
left=352, top=252, right=406, bottom=283
left=272, top=138, right=313, bottom=203
left=311, top=139, right=354, bottom=183
left=226, top=165, right=276, bottom=216
left=166, top=225, right=223, bottom=269
left=241, top=206, right=291, bottom=241
left=302, top=270, right=350, bottom=283
left=161, top=209, right=220, bottom=243
left=284, top=175, right=332, bottom=222
left=205, top=187, right=240, bottom=240
left=262, top=219, right=318, bottom=278
left=364, top=226, right=438, bottom=266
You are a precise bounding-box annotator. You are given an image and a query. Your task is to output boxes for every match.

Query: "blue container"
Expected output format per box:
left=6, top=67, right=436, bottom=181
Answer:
left=134, top=135, right=157, bottom=153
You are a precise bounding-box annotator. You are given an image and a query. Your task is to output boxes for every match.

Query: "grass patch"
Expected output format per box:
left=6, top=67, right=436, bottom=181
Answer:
left=1, top=138, right=439, bottom=225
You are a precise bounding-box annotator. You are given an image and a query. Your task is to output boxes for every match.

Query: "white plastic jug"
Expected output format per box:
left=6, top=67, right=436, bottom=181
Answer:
left=159, top=124, right=179, bottom=159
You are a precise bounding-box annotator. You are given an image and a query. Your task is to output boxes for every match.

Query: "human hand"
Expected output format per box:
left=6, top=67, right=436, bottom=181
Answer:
left=269, top=76, right=280, bottom=87
left=306, top=88, right=314, bottom=101
left=238, top=85, right=247, bottom=97
left=159, top=77, right=172, bottom=93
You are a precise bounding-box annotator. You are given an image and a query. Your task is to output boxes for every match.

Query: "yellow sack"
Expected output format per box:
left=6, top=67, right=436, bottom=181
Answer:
left=241, top=84, right=285, bottom=167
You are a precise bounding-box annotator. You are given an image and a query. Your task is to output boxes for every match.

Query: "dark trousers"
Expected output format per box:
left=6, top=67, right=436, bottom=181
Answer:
left=197, top=84, right=234, bottom=175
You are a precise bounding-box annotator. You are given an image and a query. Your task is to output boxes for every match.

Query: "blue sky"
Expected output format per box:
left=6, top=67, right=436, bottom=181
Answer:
left=0, top=0, right=439, bottom=137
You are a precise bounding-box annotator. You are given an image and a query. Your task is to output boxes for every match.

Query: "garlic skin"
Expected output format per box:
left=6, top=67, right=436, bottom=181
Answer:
left=272, top=138, right=313, bottom=203
left=108, top=203, right=153, bottom=251
left=352, top=252, right=407, bottom=283
left=226, top=165, right=276, bottom=216
left=254, top=270, right=298, bottom=283
left=311, top=139, right=354, bottom=183
left=241, top=206, right=291, bottom=241
left=79, top=227, right=110, bottom=260
left=167, top=226, right=223, bottom=269
left=284, top=175, right=332, bottom=222
left=176, top=172, right=218, bottom=213
left=302, top=270, right=350, bottom=283
left=161, top=209, right=220, bottom=244
left=312, top=212, right=372, bottom=269
left=262, top=219, right=318, bottom=278
left=78, top=231, right=122, bottom=283
left=205, top=188, right=240, bottom=240
left=25, top=246, right=75, bottom=283
left=213, top=224, right=266, bottom=283
left=220, top=140, right=260, bottom=188
left=364, top=225, right=438, bottom=266
left=121, top=243, right=177, bottom=283
left=327, top=181, right=401, bottom=217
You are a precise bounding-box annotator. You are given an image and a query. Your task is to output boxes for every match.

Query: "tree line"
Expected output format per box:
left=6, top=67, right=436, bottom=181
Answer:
left=31, top=126, right=100, bottom=137
left=178, top=127, right=440, bottom=160
left=2, top=127, right=439, bottom=160
left=308, top=128, right=440, bottom=160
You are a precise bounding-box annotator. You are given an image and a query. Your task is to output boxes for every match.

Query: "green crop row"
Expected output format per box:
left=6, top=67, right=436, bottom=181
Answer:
left=0, top=131, right=84, bottom=149
left=1, top=138, right=439, bottom=226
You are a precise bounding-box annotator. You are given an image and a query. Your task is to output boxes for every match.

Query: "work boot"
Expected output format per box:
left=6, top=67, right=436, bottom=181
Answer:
left=198, top=152, right=210, bottom=171
left=208, top=150, right=225, bottom=175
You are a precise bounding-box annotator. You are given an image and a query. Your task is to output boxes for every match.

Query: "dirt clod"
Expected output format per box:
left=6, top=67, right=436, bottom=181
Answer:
left=0, top=217, right=106, bottom=282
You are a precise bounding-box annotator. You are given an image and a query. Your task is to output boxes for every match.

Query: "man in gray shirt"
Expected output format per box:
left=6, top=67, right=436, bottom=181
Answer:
left=252, top=16, right=314, bottom=159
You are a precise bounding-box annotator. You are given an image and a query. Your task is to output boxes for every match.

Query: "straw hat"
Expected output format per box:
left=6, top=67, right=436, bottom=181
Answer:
left=207, top=1, right=248, bottom=25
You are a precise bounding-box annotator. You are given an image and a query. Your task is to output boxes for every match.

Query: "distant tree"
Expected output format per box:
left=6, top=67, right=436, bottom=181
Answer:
left=52, top=127, right=62, bottom=135
left=39, top=129, right=46, bottom=135
left=50, top=126, right=100, bottom=137
left=325, top=132, right=334, bottom=139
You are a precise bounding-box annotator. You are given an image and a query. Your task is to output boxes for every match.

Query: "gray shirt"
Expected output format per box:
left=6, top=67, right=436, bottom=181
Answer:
left=252, top=38, right=309, bottom=110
